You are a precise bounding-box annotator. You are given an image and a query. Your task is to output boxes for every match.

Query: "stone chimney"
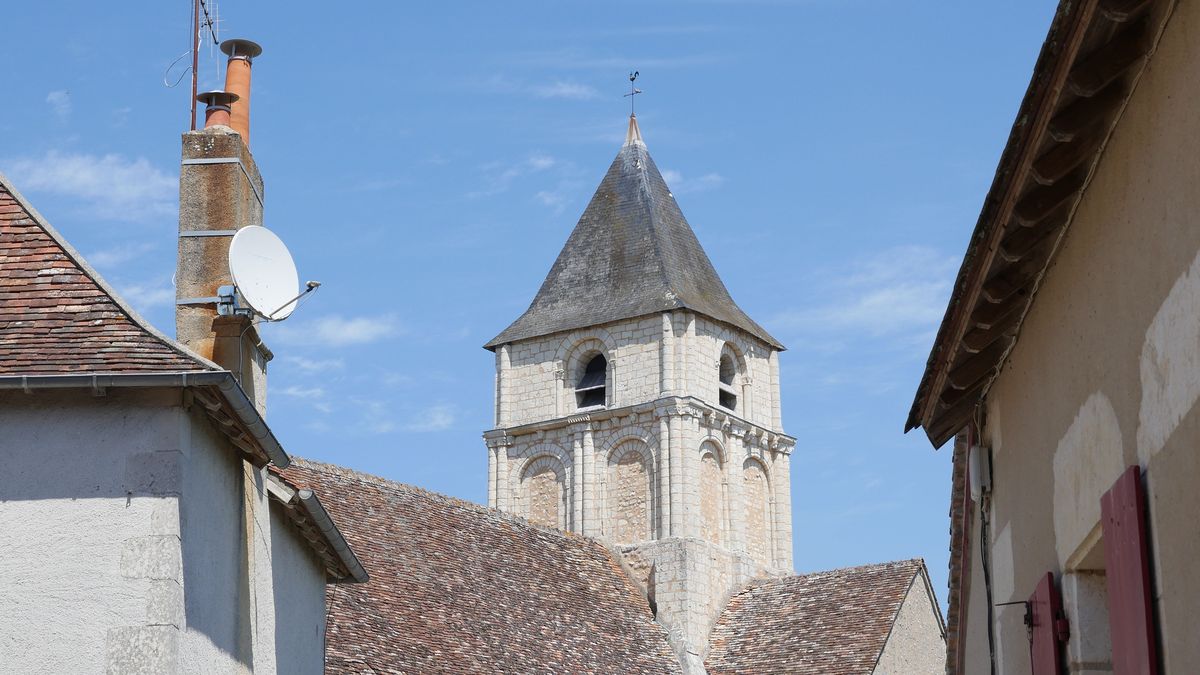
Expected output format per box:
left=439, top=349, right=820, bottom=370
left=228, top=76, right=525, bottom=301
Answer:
left=176, top=40, right=271, bottom=414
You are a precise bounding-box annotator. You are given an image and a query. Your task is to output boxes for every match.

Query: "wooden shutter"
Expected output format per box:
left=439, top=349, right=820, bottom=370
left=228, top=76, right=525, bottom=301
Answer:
left=1029, top=572, right=1068, bottom=675
left=1101, top=465, right=1159, bottom=675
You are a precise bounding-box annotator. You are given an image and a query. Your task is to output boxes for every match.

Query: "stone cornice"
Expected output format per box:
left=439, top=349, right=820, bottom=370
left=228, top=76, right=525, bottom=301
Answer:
left=486, top=395, right=795, bottom=454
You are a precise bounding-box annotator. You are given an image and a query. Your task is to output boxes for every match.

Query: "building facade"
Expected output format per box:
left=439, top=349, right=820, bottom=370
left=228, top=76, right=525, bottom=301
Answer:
left=908, top=0, right=1194, bottom=672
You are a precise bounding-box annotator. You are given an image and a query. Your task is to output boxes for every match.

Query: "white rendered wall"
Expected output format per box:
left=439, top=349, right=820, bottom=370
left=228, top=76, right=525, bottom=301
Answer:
left=270, top=503, right=328, bottom=675
left=0, top=388, right=321, bottom=675
left=0, top=389, right=186, bottom=674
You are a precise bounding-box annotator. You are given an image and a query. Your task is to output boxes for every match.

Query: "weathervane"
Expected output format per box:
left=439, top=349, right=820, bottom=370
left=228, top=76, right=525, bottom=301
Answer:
left=624, top=70, right=642, bottom=115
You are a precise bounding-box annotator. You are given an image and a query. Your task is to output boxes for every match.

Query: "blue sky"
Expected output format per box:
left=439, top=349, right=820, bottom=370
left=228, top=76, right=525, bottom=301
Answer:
left=2, top=1, right=1058, bottom=606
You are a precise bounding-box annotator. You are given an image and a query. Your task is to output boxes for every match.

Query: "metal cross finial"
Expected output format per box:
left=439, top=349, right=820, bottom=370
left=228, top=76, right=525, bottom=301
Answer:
left=624, top=70, right=642, bottom=115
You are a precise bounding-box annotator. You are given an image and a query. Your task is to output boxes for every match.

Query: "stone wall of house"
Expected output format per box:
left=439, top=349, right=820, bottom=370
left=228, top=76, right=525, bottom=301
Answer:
left=0, top=388, right=186, bottom=674
left=963, top=2, right=1200, bottom=671
left=872, top=571, right=945, bottom=675
left=0, top=387, right=324, bottom=674
left=269, top=502, right=328, bottom=675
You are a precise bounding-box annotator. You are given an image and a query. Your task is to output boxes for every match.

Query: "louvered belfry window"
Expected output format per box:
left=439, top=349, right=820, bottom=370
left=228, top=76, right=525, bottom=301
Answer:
left=718, top=354, right=738, bottom=411
left=576, top=354, right=607, bottom=409
left=1101, top=465, right=1159, bottom=675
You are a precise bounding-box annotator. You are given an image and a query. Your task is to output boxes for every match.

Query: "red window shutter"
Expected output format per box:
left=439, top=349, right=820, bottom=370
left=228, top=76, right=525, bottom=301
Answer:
left=1101, top=465, right=1159, bottom=675
left=1029, top=572, right=1068, bottom=675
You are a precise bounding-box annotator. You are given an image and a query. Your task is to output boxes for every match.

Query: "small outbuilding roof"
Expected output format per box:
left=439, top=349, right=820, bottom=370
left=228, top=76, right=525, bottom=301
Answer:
left=486, top=116, right=782, bottom=350
left=706, top=559, right=939, bottom=675
left=279, top=458, right=682, bottom=674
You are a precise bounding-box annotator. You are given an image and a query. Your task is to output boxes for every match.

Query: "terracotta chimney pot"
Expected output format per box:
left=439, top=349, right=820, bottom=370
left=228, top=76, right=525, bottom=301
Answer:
left=219, top=39, right=262, bottom=147
left=196, top=90, right=239, bottom=129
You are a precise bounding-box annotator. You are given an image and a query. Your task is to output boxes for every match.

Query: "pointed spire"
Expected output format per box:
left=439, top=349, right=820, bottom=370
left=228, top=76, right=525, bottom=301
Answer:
left=485, top=116, right=783, bottom=351
left=625, top=114, right=645, bottom=146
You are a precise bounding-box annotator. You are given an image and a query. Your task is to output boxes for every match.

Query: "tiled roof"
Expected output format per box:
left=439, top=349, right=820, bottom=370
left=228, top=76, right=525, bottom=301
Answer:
left=706, top=559, right=927, bottom=675
left=486, top=116, right=782, bottom=350
left=279, top=458, right=681, bottom=675
left=0, top=174, right=212, bottom=374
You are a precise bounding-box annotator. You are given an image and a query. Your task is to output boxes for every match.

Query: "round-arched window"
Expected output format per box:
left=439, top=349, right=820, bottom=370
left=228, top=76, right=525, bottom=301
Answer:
left=718, top=353, right=738, bottom=411
left=576, top=354, right=607, bottom=409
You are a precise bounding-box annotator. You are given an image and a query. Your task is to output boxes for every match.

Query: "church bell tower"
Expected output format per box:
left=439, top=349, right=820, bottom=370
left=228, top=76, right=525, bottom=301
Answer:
left=482, top=115, right=795, bottom=671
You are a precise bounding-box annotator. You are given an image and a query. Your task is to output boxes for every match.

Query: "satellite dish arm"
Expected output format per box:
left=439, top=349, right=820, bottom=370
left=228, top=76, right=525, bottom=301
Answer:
left=266, top=281, right=321, bottom=321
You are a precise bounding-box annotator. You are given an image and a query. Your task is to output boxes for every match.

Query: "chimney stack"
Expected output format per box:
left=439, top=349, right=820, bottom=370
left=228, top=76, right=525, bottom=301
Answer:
left=219, top=39, right=262, bottom=146
left=176, top=39, right=271, bottom=414
left=196, top=90, right=239, bottom=129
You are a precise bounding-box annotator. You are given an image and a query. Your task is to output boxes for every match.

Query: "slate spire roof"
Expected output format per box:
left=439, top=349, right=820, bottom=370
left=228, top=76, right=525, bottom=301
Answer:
left=486, top=115, right=783, bottom=350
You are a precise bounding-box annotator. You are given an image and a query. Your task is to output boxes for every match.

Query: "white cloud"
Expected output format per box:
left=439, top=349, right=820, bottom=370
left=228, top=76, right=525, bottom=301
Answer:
left=275, top=313, right=403, bottom=347
left=46, top=90, right=71, bottom=122
left=533, top=81, right=599, bottom=100
left=87, top=242, right=155, bottom=268
left=3, top=151, right=175, bottom=222
left=662, top=169, right=725, bottom=194
left=470, top=154, right=559, bottom=198
left=403, top=404, right=456, bottom=432
left=771, top=245, right=957, bottom=340
left=114, top=280, right=174, bottom=314
left=535, top=190, right=568, bottom=213
left=277, top=385, right=326, bottom=399
left=284, top=356, right=345, bottom=374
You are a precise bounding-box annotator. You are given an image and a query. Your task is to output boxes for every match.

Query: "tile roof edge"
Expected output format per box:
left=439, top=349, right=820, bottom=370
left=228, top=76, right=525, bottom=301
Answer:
left=288, top=456, right=607, bottom=546
left=868, top=565, right=925, bottom=673
left=794, top=557, right=927, bottom=579
left=0, top=170, right=221, bottom=373
left=265, top=468, right=368, bottom=583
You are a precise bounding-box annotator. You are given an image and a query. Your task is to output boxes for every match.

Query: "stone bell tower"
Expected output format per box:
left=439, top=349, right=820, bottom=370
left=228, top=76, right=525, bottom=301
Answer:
left=482, top=115, right=795, bottom=673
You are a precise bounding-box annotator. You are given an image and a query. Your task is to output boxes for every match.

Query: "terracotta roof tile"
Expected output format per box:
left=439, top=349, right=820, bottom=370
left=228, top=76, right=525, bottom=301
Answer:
left=706, top=559, right=926, bottom=675
left=0, top=176, right=211, bottom=375
left=280, top=458, right=681, bottom=674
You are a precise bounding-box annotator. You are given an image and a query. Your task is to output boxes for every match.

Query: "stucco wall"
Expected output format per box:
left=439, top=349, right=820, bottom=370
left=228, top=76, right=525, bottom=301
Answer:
left=269, top=502, right=328, bottom=675
left=873, top=573, right=945, bottom=675
left=0, top=387, right=323, bottom=674
left=0, top=389, right=185, bottom=674
left=178, top=406, right=252, bottom=673
left=968, top=2, right=1200, bottom=671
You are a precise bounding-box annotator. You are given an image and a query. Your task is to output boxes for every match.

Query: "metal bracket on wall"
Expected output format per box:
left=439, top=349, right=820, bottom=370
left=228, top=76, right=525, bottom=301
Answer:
left=180, top=156, right=264, bottom=207
left=176, top=296, right=224, bottom=306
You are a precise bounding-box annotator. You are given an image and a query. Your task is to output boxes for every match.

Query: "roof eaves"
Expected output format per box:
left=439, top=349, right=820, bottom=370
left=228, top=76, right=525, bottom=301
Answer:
left=907, top=0, right=1179, bottom=447
left=0, top=372, right=289, bottom=468
left=265, top=469, right=368, bottom=583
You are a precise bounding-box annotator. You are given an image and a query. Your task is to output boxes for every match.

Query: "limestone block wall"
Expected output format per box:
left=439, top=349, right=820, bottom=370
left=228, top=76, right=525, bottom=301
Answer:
left=493, top=312, right=782, bottom=431
left=485, top=399, right=794, bottom=572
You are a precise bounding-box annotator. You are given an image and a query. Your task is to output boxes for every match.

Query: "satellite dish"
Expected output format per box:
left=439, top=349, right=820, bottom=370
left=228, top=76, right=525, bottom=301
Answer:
left=228, top=226, right=300, bottom=320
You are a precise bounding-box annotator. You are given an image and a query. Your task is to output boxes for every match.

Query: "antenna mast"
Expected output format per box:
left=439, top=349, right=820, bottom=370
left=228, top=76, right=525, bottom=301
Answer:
left=190, top=0, right=199, bottom=129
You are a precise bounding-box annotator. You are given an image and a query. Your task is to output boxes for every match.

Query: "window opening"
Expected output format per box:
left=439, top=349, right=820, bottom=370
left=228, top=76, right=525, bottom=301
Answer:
left=576, top=354, right=607, bottom=408
left=718, top=354, right=738, bottom=411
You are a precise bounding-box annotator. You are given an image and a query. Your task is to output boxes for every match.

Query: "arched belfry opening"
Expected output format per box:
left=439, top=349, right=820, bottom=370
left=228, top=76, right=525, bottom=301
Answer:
left=576, top=353, right=607, bottom=409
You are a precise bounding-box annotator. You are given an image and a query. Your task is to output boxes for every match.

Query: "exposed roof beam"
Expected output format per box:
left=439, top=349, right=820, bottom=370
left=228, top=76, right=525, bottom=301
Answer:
left=962, top=310, right=1022, bottom=354
left=948, top=342, right=1009, bottom=389
left=1001, top=204, right=1071, bottom=259
left=1101, top=0, right=1155, bottom=22
left=1032, top=124, right=1109, bottom=185
left=1012, top=169, right=1088, bottom=225
left=1067, top=19, right=1150, bottom=96
left=970, top=292, right=1026, bottom=331
left=928, top=397, right=980, bottom=447
left=941, top=371, right=990, bottom=407
left=1048, top=79, right=1127, bottom=142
